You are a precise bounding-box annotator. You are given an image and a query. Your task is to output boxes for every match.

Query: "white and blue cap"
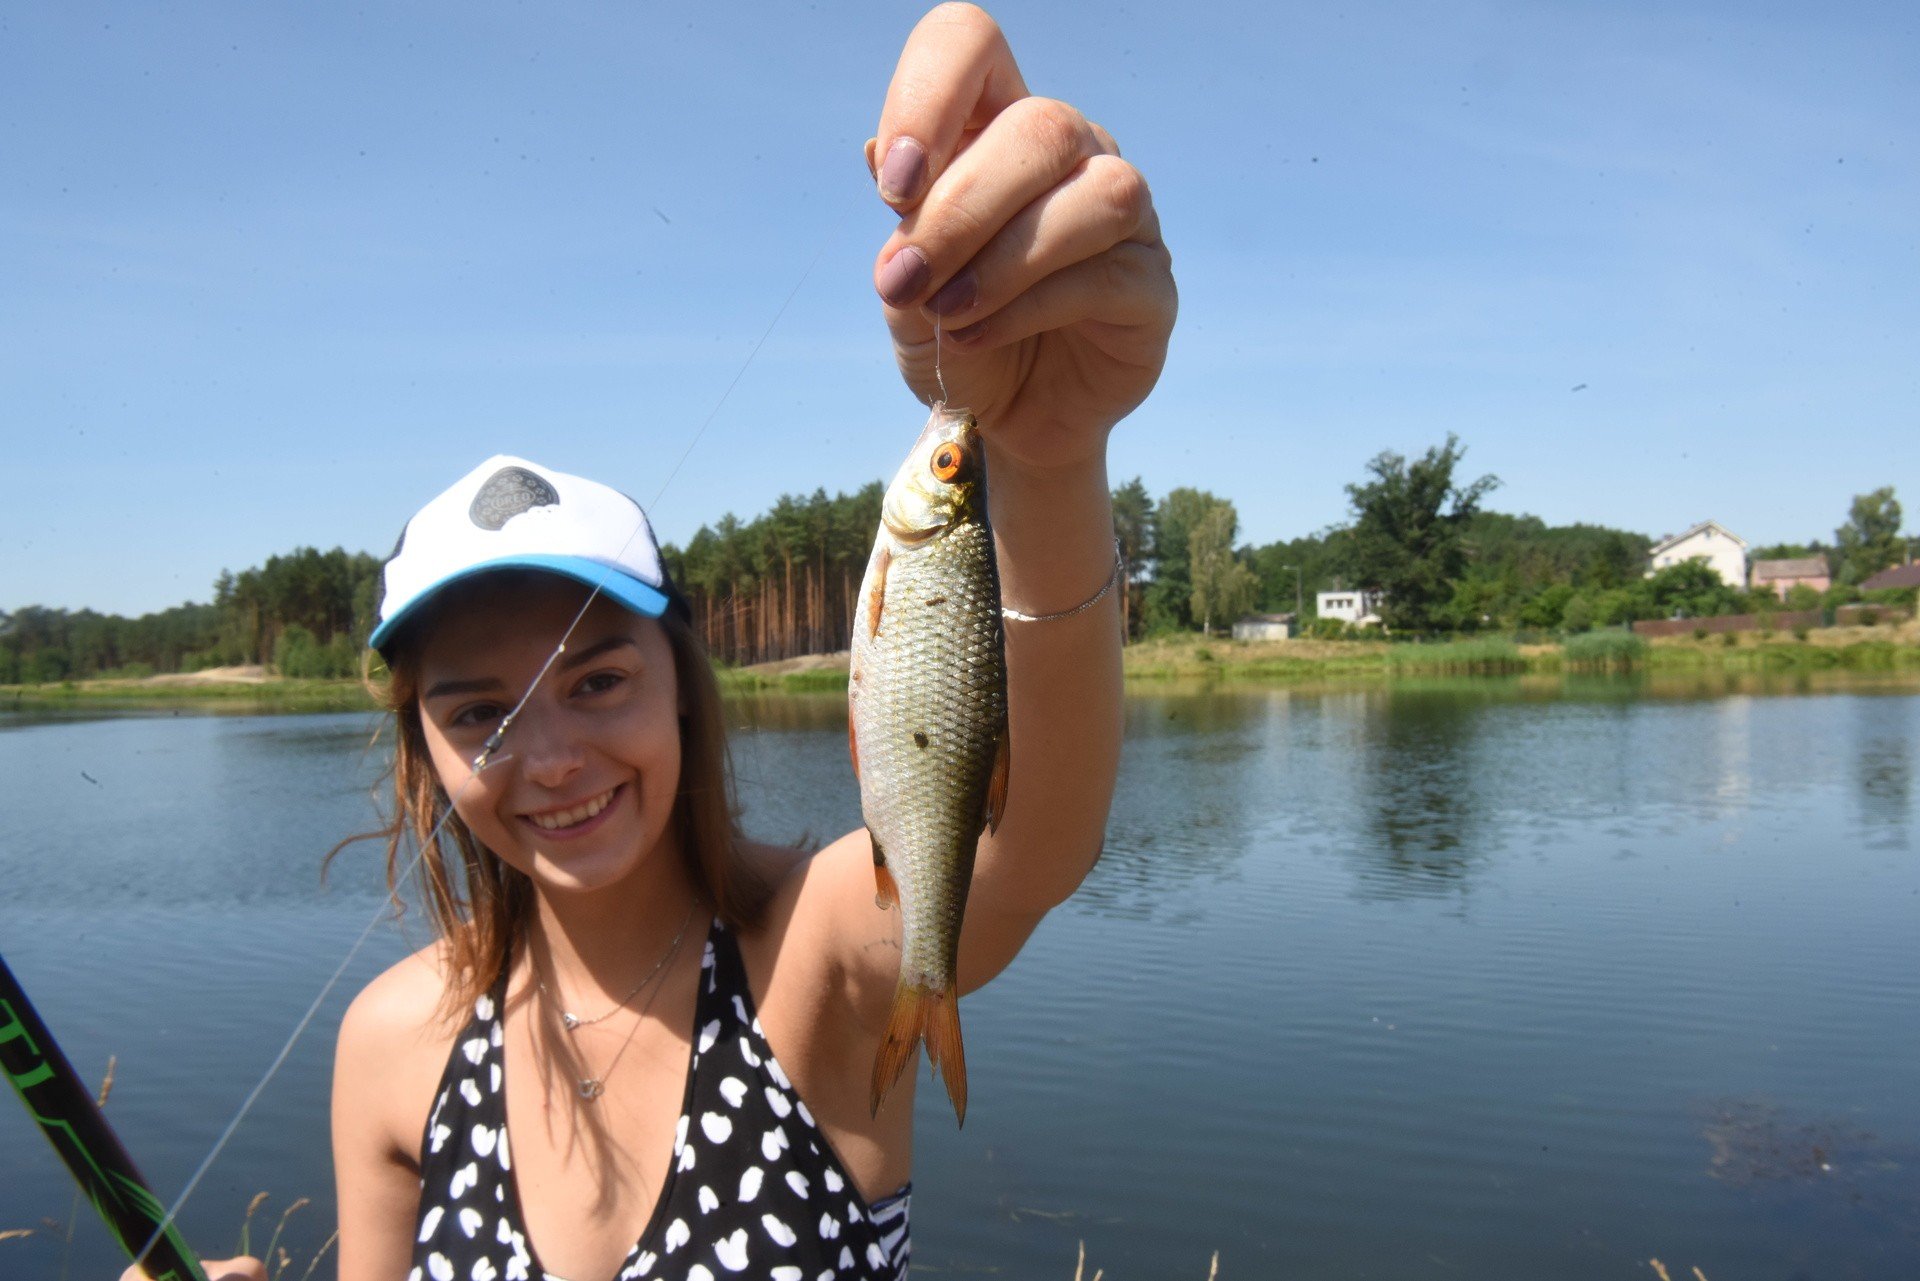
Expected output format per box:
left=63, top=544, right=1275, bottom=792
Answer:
left=370, top=455, right=678, bottom=654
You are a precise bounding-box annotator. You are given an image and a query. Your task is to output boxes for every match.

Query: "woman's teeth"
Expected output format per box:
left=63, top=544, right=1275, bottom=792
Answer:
left=528, top=787, right=616, bottom=831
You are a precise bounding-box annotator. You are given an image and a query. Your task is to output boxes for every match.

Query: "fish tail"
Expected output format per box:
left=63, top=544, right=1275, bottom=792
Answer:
left=869, top=981, right=969, bottom=1127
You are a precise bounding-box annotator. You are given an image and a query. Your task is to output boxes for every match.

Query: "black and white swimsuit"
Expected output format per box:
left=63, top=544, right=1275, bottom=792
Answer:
left=410, top=919, right=911, bottom=1281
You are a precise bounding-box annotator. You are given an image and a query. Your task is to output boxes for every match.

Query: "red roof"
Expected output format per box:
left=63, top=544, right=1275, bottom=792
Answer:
left=1861, top=563, right=1920, bottom=590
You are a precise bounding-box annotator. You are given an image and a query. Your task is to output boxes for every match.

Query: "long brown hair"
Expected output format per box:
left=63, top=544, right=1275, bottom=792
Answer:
left=336, top=583, right=766, bottom=1019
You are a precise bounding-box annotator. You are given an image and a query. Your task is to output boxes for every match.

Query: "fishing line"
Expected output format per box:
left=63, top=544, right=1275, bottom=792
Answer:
left=135, top=201, right=854, bottom=1263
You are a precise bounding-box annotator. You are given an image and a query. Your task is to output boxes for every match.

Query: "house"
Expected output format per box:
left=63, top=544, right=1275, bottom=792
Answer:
left=1316, top=589, right=1385, bottom=627
left=1646, top=521, right=1748, bottom=590
left=1750, top=556, right=1830, bottom=600
left=1861, top=562, right=1920, bottom=591
left=1232, top=613, right=1296, bottom=641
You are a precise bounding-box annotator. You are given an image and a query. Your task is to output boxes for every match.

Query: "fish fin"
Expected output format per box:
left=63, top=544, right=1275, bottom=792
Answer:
left=866, top=546, right=891, bottom=638
left=848, top=705, right=861, bottom=782
left=870, top=982, right=968, bottom=1127
left=984, top=723, right=1011, bottom=835
left=921, top=986, right=969, bottom=1126
left=870, top=832, right=897, bottom=910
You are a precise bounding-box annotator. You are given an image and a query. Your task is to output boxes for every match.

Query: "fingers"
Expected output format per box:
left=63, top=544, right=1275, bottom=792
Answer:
left=873, top=3, right=1028, bottom=207
left=124, top=1258, right=265, bottom=1281
left=910, top=153, right=1158, bottom=335
left=945, top=241, right=1177, bottom=362
left=873, top=94, right=1115, bottom=311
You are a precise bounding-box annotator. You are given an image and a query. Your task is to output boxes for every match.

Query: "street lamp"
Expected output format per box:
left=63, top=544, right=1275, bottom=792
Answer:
left=1281, top=564, right=1303, bottom=621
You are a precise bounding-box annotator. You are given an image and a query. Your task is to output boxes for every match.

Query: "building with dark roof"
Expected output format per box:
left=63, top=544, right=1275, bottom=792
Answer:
left=1750, top=556, right=1830, bottom=600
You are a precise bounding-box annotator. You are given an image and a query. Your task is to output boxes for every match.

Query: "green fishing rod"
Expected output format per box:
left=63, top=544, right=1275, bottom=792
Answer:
left=0, top=953, right=208, bottom=1281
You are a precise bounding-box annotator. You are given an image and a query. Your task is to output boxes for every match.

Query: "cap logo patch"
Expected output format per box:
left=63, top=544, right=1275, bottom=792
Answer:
left=469, top=467, right=559, bottom=531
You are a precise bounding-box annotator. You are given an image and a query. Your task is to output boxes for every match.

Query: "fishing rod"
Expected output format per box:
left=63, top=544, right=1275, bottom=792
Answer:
left=0, top=952, right=208, bottom=1281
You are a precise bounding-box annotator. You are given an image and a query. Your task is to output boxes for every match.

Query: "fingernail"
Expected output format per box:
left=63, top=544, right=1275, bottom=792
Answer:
left=878, top=136, right=927, bottom=204
left=925, top=269, right=976, bottom=317
left=877, top=246, right=930, bottom=307
left=863, top=137, right=879, bottom=180
left=948, top=318, right=988, bottom=345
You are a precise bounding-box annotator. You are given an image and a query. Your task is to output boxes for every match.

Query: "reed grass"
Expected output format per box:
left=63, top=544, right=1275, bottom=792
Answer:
left=1383, top=638, right=1526, bottom=675
left=1563, top=631, right=1648, bottom=670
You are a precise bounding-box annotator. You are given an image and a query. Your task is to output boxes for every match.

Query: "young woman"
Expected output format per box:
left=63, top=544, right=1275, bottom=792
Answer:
left=155, top=5, right=1174, bottom=1278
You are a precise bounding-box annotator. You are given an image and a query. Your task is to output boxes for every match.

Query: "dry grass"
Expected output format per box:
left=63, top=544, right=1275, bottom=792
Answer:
left=1073, top=1239, right=1220, bottom=1279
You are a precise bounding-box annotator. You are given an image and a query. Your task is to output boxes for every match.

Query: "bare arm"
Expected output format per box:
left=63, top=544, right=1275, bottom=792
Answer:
left=815, top=3, right=1174, bottom=1002
left=331, top=955, right=447, bottom=1281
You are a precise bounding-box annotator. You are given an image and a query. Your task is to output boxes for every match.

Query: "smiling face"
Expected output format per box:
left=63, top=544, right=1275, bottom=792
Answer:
left=412, top=571, right=684, bottom=898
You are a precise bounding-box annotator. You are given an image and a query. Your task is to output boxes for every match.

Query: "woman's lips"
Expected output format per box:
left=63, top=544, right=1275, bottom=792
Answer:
left=521, top=783, right=624, bottom=839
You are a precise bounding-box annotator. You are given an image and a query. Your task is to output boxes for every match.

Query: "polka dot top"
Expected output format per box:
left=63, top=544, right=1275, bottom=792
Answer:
left=410, top=919, right=912, bottom=1281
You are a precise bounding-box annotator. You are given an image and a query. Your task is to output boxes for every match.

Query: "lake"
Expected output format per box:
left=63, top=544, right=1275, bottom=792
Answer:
left=3, top=676, right=1917, bottom=1279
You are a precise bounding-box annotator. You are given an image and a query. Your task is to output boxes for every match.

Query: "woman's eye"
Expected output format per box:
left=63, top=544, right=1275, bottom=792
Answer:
left=450, top=702, right=505, bottom=729
left=577, top=670, right=627, bottom=697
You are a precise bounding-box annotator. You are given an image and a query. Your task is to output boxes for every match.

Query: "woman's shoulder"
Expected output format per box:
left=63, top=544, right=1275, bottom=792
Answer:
left=337, top=940, right=468, bottom=1068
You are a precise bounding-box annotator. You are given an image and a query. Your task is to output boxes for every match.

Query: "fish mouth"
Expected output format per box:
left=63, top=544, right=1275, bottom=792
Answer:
left=521, top=783, right=623, bottom=834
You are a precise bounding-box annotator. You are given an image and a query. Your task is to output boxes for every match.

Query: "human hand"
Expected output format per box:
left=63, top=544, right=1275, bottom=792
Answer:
left=120, top=1256, right=266, bottom=1281
left=868, top=3, right=1176, bottom=475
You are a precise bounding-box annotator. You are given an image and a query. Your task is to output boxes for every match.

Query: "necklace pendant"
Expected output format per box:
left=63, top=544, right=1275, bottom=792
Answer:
left=578, top=1078, right=603, bottom=1101
left=560, top=1012, right=581, bottom=1031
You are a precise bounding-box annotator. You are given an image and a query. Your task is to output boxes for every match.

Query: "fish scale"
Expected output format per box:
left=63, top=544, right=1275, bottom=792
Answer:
left=849, top=405, right=1008, bottom=1127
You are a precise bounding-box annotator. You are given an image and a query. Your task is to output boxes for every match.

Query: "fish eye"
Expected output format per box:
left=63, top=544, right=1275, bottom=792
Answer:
left=930, top=443, right=966, bottom=483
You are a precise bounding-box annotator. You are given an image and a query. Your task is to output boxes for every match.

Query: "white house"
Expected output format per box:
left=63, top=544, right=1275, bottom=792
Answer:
left=1316, top=589, right=1385, bottom=627
left=1231, top=613, right=1295, bottom=641
left=1646, top=521, right=1748, bottom=590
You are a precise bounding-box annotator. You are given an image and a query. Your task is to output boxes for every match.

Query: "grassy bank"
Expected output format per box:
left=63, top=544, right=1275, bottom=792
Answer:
left=1, top=676, right=377, bottom=713
left=7, top=624, right=1917, bottom=712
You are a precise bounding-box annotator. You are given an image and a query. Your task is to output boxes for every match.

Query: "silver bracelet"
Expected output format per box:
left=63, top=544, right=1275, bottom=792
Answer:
left=1002, top=541, right=1124, bottom=623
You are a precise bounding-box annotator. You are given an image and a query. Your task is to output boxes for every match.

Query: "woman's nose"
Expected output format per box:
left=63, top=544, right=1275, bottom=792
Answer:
left=512, top=708, right=586, bottom=788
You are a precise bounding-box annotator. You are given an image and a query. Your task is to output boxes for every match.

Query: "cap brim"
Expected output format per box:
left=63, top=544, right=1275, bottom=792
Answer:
left=369, top=553, right=672, bottom=654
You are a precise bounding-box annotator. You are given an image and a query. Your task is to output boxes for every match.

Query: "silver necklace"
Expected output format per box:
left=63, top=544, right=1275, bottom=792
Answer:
left=538, top=901, right=697, bottom=1101
left=537, top=899, right=697, bottom=1031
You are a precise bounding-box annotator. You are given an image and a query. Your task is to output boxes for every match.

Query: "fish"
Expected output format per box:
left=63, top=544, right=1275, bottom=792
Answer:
left=849, top=402, right=1010, bottom=1127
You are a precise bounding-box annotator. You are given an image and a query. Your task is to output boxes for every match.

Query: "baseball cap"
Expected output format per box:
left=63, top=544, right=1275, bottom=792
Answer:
left=369, top=455, right=679, bottom=654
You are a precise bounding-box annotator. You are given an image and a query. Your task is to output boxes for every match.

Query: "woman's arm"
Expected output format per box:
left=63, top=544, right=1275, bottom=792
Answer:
left=813, top=2, right=1174, bottom=998
left=331, top=953, right=448, bottom=1281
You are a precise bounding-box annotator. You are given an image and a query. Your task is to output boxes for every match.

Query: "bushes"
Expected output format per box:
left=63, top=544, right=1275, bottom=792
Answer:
left=1385, top=638, right=1524, bottom=675
left=272, top=626, right=361, bottom=679
left=1563, top=631, right=1648, bottom=671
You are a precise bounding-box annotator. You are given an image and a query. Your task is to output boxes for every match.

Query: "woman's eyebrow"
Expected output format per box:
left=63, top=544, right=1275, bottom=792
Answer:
left=423, top=674, right=505, bottom=701
left=423, top=635, right=640, bottom=702
left=559, top=634, right=640, bottom=671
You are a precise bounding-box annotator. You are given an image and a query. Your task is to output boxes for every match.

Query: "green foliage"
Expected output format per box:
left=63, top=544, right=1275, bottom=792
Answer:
left=1560, top=593, right=1595, bottom=633
left=1340, top=435, right=1499, bottom=633
left=1642, top=560, right=1745, bottom=620
left=1384, top=638, right=1524, bottom=674
left=1563, top=630, right=1647, bottom=669
left=1834, top=487, right=1904, bottom=585
left=1111, top=477, right=1155, bottom=640
left=1784, top=583, right=1822, bottom=611
left=1187, top=500, right=1259, bottom=633
left=1139, top=487, right=1225, bottom=634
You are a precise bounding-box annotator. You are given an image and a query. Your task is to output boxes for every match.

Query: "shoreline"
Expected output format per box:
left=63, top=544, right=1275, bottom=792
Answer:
left=6, top=626, right=1917, bottom=712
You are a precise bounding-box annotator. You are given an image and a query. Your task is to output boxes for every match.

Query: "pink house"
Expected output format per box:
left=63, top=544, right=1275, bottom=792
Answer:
left=1750, top=557, right=1830, bottom=600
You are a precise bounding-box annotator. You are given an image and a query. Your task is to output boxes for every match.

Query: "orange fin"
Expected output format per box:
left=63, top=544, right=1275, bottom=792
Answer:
left=869, top=983, right=968, bottom=1127
left=870, top=832, right=897, bottom=910
left=984, top=723, right=1010, bottom=835
left=866, top=546, right=891, bottom=638
left=848, top=705, right=861, bottom=781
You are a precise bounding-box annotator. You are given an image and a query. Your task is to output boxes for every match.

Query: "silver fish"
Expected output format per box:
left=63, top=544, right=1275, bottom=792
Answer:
left=849, top=402, right=1009, bottom=1127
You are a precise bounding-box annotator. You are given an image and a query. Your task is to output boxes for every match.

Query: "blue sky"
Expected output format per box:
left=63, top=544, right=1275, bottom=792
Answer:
left=5, top=0, right=1915, bottom=616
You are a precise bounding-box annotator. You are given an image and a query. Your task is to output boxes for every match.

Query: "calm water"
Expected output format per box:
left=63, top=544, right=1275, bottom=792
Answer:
left=3, top=677, right=1918, bottom=1279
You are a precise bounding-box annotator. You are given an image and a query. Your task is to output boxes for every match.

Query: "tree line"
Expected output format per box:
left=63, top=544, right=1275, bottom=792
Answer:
left=1111, top=443, right=1911, bottom=639
left=3, top=457, right=1912, bottom=684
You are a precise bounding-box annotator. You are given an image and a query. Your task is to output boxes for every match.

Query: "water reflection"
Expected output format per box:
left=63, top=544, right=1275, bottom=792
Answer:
left=1853, top=697, right=1912, bottom=850
left=1347, top=685, right=1499, bottom=899
left=1082, top=688, right=1279, bottom=920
